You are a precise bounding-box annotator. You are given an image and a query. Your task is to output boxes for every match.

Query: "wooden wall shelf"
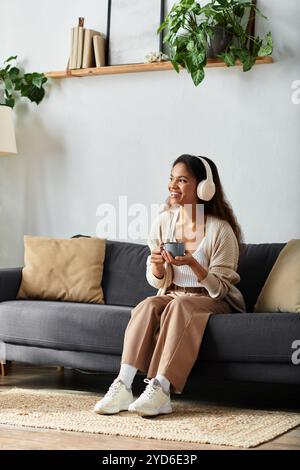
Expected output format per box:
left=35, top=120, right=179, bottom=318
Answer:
left=45, top=57, right=273, bottom=79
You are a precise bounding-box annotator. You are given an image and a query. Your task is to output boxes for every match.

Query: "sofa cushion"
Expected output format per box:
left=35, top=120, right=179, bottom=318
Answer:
left=72, top=236, right=157, bottom=307
left=0, top=300, right=131, bottom=355
left=0, top=301, right=299, bottom=363
left=236, top=243, right=285, bottom=312
left=198, top=312, right=300, bottom=363
left=101, top=240, right=157, bottom=306
left=17, top=236, right=106, bottom=304
left=254, top=239, right=300, bottom=313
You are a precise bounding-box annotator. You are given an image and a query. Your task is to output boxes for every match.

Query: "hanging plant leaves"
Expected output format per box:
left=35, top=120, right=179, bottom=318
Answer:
left=0, top=56, right=48, bottom=108
left=157, top=0, right=273, bottom=86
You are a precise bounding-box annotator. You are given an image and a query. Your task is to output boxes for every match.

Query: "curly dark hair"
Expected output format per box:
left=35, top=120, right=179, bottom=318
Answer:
left=165, top=154, right=245, bottom=253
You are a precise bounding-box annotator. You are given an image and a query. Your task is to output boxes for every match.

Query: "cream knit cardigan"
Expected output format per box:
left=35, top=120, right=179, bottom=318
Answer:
left=146, top=207, right=246, bottom=313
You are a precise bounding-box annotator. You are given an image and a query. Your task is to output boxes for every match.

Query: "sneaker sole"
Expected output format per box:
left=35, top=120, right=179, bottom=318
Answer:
left=129, top=402, right=172, bottom=417
left=94, top=400, right=134, bottom=415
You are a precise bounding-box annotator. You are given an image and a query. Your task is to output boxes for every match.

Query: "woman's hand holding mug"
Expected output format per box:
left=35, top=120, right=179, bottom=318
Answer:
left=150, top=248, right=166, bottom=279
left=160, top=242, right=195, bottom=267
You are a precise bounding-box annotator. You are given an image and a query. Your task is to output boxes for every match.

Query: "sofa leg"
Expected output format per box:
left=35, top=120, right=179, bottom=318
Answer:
left=1, top=361, right=8, bottom=376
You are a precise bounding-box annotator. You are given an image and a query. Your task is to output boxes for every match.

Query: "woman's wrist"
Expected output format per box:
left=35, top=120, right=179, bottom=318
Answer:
left=189, top=258, right=208, bottom=282
left=151, top=264, right=165, bottom=279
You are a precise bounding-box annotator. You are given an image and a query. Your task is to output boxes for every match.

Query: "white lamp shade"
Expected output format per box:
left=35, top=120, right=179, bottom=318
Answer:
left=0, top=105, right=17, bottom=156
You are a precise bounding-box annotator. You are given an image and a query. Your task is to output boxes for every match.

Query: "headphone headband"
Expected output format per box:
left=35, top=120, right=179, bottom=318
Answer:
left=197, top=156, right=213, bottom=182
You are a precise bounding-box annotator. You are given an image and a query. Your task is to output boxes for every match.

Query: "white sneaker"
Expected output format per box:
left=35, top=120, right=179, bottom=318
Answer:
left=128, top=378, right=172, bottom=417
left=93, top=378, right=134, bottom=414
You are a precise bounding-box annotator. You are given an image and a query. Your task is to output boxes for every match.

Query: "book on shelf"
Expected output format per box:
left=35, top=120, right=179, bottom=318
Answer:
left=82, top=29, right=101, bottom=68
left=70, top=27, right=77, bottom=69
left=76, top=26, right=84, bottom=68
left=69, top=19, right=106, bottom=70
left=93, top=35, right=106, bottom=68
left=69, top=17, right=84, bottom=69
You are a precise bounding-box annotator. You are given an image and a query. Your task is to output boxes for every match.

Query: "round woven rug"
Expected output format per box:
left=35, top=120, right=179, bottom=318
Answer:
left=0, top=388, right=299, bottom=448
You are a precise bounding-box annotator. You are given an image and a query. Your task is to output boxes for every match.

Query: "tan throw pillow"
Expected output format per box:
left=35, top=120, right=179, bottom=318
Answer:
left=17, top=236, right=106, bottom=304
left=254, top=239, right=300, bottom=313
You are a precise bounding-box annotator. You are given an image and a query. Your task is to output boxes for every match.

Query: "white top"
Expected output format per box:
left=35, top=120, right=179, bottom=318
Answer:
left=172, top=238, right=209, bottom=287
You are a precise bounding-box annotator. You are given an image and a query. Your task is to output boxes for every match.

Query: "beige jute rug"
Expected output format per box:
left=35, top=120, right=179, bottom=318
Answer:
left=0, top=388, right=299, bottom=448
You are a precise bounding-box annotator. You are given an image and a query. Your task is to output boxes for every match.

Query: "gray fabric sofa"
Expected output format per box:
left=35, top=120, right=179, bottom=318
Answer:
left=0, top=240, right=299, bottom=387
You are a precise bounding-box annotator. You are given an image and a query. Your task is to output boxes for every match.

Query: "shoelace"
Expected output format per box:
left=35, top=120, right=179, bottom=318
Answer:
left=105, top=380, right=122, bottom=398
left=139, top=379, right=160, bottom=400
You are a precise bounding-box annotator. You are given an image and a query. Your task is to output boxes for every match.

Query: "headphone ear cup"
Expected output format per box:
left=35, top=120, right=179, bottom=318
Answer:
left=197, top=180, right=216, bottom=201
left=197, top=181, right=204, bottom=200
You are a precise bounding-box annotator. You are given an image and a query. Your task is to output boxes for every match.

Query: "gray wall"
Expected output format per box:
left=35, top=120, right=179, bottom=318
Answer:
left=0, top=0, right=299, bottom=267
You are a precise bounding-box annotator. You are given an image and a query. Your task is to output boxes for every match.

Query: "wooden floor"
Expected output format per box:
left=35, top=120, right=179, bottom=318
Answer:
left=0, top=363, right=299, bottom=450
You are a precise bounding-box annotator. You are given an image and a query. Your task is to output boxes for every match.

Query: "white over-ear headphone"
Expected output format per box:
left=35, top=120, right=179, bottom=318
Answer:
left=196, top=157, right=216, bottom=201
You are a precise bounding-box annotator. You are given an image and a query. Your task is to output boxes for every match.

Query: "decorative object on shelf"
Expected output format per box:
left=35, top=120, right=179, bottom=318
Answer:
left=206, top=25, right=233, bottom=58
left=0, top=105, right=17, bottom=156
left=158, top=0, right=273, bottom=86
left=106, top=0, right=164, bottom=66
left=0, top=56, right=48, bottom=108
left=144, top=51, right=169, bottom=63
left=69, top=17, right=106, bottom=70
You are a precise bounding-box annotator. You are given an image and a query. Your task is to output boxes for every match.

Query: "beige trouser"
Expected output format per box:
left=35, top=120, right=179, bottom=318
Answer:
left=121, top=287, right=232, bottom=394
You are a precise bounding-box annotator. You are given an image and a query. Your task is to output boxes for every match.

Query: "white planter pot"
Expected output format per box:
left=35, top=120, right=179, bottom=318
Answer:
left=0, top=105, right=17, bottom=156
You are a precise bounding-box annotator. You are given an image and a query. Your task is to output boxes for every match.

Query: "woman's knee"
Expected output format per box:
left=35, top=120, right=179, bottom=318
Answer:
left=161, top=296, right=199, bottom=319
left=166, top=296, right=191, bottom=309
left=131, top=296, right=165, bottom=316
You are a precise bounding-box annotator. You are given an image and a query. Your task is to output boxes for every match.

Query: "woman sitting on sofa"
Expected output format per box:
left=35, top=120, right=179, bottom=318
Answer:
left=94, top=154, right=246, bottom=417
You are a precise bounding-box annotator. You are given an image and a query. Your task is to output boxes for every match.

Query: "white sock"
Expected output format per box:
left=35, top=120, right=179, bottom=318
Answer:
left=156, top=374, right=170, bottom=394
left=118, top=363, right=138, bottom=389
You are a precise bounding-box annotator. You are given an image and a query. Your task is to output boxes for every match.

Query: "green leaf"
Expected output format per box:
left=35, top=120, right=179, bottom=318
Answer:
left=13, top=78, right=23, bottom=91
left=191, top=50, right=206, bottom=66
left=239, top=50, right=255, bottom=72
left=4, top=77, right=13, bottom=92
left=222, top=51, right=236, bottom=67
left=212, top=12, right=227, bottom=26
left=196, top=30, right=207, bottom=46
left=192, top=3, right=202, bottom=15
left=32, top=75, right=44, bottom=88
left=258, top=32, right=273, bottom=57
left=170, top=60, right=180, bottom=73
left=233, top=5, right=245, bottom=18
left=8, top=67, right=20, bottom=80
left=217, top=0, right=229, bottom=6
left=157, top=21, right=167, bottom=34
left=5, top=55, right=17, bottom=63
left=22, top=84, right=45, bottom=104
left=251, top=38, right=263, bottom=57
left=191, top=67, right=205, bottom=86
left=183, top=54, right=195, bottom=73
left=24, top=72, right=36, bottom=83
left=5, top=97, right=15, bottom=108
left=187, top=39, right=195, bottom=51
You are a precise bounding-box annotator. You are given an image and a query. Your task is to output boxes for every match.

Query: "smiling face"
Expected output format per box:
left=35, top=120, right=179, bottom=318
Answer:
left=168, top=162, right=199, bottom=206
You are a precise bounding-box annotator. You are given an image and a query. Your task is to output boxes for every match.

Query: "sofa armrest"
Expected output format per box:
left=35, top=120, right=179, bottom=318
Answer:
left=0, top=268, right=22, bottom=302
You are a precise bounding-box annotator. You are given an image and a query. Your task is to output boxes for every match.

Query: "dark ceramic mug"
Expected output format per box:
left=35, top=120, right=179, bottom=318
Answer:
left=162, top=242, right=185, bottom=258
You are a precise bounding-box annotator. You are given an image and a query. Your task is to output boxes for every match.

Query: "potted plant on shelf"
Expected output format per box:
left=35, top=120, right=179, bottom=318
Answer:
left=0, top=56, right=48, bottom=155
left=158, top=0, right=273, bottom=86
